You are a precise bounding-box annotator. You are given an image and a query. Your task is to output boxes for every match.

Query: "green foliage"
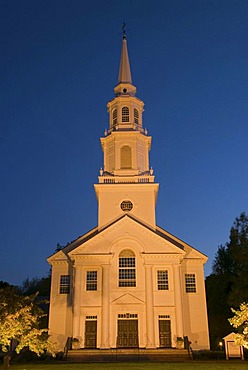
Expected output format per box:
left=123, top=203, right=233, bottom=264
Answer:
left=20, top=275, right=51, bottom=297
left=212, top=212, right=248, bottom=307
left=205, top=274, right=232, bottom=348
left=206, top=212, right=248, bottom=348
left=0, top=286, right=56, bottom=357
left=229, top=302, right=248, bottom=349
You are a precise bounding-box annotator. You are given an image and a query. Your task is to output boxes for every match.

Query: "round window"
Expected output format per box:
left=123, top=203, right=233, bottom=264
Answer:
left=120, top=200, right=133, bottom=212
left=123, top=88, right=127, bottom=93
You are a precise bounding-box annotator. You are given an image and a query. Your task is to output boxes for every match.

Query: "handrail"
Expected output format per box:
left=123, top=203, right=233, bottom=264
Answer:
left=63, top=337, right=72, bottom=360
left=184, top=336, right=194, bottom=359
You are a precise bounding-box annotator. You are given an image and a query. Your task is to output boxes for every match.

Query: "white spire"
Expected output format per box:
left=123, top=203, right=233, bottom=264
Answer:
left=118, top=36, right=132, bottom=84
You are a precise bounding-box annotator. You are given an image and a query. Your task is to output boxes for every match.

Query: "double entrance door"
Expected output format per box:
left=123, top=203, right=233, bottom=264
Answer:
left=85, top=318, right=139, bottom=349
left=117, top=319, right=138, bottom=348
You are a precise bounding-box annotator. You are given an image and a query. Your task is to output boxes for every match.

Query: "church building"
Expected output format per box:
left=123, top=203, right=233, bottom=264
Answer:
left=48, top=35, right=210, bottom=352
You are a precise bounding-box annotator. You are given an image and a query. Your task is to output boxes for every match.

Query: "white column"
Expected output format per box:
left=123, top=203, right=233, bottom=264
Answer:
left=145, top=265, right=155, bottom=348
left=173, top=264, right=184, bottom=338
left=73, top=266, right=81, bottom=339
left=101, top=264, right=110, bottom=348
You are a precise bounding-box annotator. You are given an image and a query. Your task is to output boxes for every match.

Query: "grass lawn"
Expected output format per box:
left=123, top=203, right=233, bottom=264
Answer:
left=8, top=362, right=248, bottom=370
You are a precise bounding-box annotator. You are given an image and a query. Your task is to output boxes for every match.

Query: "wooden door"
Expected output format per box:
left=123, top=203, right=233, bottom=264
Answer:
left=159, top=319, right=171, bottom=348
left=85, top=320, right=97, bottom=348
left=117, top=319, right=138, bottom=348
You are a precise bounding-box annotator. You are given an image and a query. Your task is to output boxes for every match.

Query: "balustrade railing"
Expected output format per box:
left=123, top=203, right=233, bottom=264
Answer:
left=99, top=175, right=154, bottom=184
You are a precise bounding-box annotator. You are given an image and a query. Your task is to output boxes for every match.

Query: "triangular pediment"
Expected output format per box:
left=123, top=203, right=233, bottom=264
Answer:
left=111, top=293, right=144, bottom=305
left=67, top=214, right=186, bottom=257
left=47, top=214, right=207, bottom=264
left=47, top=249, right=69, bottom=264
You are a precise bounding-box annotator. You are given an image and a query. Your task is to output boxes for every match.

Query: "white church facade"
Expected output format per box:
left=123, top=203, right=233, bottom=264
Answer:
left=48, top=35, right=210, bottom=352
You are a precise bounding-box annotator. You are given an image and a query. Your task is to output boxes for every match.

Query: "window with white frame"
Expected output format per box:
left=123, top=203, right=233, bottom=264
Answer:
left=185, top=273, right=196, bottom=293
left=119, top=249, right=136, bottom=287
left=122, top=106, right=129, bottom=122
left=157, top=270, right=169, bottom=290
left=59, top=275, right=70, bottom=294
left=86, top=271, right=97, bottom=291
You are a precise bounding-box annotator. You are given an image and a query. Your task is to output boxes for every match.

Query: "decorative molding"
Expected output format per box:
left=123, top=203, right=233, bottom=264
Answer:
left=70, top=254, right=113, bottom=262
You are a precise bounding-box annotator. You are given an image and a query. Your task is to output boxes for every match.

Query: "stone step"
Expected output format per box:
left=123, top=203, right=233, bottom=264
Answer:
left=66, top=348, right=191, bottom=362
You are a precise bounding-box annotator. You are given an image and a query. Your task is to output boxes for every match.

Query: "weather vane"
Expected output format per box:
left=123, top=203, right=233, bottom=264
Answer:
left=122, top=21, right=127, bottom=38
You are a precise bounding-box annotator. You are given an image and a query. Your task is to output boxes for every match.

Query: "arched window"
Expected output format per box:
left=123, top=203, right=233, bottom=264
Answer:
left=120, top=145, right=132, bottom=169
left=122, top=106, right=129, bottom=122
left=134, top=108, right=139, bottom=125
left=112, top=108, right=117, bottom=126
left=119, top=249, right=136, bottom=287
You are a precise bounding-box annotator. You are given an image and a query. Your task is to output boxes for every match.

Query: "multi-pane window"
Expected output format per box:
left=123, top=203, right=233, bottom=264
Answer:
left=119, top=250, right=136, bottom=287
left=185, top=274, right=196, bottom=293
left=86, top=271, right=97, bottom=291
left=118, top=313, right=138, bottom=318
left=59, top=275, right=70, bottom=294
left=134, top=108, right=139, bottom=125
left=112, top=109, right=117, bottom=126
left=157, top=270, right=169, bottom=290
left=122, top=106, right=129, bottom=122
left=120, top=200, right=133, bottom=212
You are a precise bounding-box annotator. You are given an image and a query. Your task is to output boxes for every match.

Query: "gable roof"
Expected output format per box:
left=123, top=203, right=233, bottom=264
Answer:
left=47, top=213, right=207, bottom=264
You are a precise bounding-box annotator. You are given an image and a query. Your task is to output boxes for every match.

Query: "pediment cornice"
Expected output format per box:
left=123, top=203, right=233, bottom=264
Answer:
left=70, top=253, right=113, bottom=263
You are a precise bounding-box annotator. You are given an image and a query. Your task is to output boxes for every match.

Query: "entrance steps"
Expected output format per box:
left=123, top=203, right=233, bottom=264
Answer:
left=66, top=348, right=191, bottom=362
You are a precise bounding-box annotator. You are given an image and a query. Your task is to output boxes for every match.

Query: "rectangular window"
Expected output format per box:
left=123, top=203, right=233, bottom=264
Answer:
left=86, top=271, right=97, bottom=291
left=157, top=270, right=169, bottom=290
left=185, top=274, right=196, bottom=293
left=119, top=257, right=136, bottom=287
left=59, top=275, right=70, bottom=294
left=118, top=313, right=138, bottom=318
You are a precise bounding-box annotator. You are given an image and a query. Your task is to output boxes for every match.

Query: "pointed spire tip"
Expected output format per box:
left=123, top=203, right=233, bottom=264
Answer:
left=118, top=31, right=132, bottom=84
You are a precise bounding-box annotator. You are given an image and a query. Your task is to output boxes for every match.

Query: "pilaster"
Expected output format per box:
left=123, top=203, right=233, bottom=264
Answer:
left=72, top=266, right=81, bottom=339
left=173, top=264, right=184, bottom=338
left=101, top=264, right=110, bottom=348
left=145, top=264, right=155, bottom=348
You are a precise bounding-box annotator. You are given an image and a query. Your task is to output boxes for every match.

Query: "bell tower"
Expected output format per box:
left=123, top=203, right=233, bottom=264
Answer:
left=94, top=35, right=159, bottom=229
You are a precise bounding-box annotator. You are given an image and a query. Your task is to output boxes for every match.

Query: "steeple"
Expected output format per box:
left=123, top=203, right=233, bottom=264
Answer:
left=118, top=35, right=132, bottom=84
left=114, top=35, right=136, bottom=97
left=94, top=34, right=159, bottom=229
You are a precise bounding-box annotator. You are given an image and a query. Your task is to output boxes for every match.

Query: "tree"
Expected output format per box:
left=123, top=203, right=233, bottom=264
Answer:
left=0, top=286, right=55, bottom=356
left=20, top=275, right=51, bottom=297
left=229, top=303, right=248, bottom=349
left=206, top=212, right=248, bottom=348
left=211, top=212, right=248, bottom=306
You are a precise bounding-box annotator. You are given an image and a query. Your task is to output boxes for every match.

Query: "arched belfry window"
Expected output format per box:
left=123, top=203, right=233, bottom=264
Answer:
left=134, top=108, right=139, bottom=125
left=120, top=145, right=132, bottom=169
left=119, top=249, right=136, bottom=287
left=112, top=108, right=117, bottom=126
left=122, top=106, right=129, bottom=122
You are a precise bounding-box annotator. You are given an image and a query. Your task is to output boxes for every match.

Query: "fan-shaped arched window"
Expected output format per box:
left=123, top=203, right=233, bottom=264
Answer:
left=120, top=145, right=132, bottom=169
left=134, top=108, right=139, bottom=125
left=112, top=108, right=117, bottom=126
left=119, top=249, right=136, bottom=287
left=122, top=106, right=129, bottom=122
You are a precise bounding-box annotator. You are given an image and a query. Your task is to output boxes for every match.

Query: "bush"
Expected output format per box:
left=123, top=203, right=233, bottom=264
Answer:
left=193, top=350, right=225, bottom=360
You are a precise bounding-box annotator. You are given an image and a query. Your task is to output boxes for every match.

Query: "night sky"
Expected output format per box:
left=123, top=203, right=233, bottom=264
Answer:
left=1, top=0, right=247, bottom=286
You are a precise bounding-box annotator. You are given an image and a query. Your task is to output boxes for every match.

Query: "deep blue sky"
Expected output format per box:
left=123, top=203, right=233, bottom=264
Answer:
left=1, top=0, right=247, bottom=285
